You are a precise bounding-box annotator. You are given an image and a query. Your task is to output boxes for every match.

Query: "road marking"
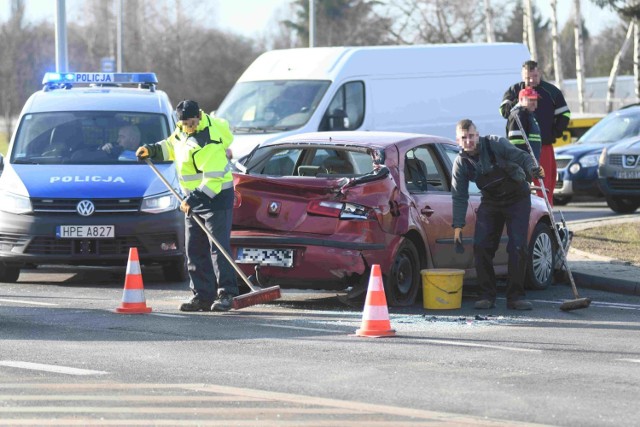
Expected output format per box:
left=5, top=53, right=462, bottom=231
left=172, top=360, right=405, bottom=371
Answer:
left=421, top=339, right=542, bottom=353
left=150, top=313, right=187, bottom=318
left=617, top=359, right=640, bottom=364
left=0, top=361, right=108, bottom=376
left=0, top=298, right=58, bottom=306
left=256, top=323, right=346, bottom=333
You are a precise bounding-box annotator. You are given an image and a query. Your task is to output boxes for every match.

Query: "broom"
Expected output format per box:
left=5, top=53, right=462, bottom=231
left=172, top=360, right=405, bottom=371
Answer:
left=144, top=159, right=281, bottom=309
left=510, top=108, right=591, bottom=311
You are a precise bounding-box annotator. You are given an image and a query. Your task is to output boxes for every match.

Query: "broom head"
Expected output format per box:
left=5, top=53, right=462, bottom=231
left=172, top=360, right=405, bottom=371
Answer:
left=559, top=297, right=591, bottom=311
left=232, top=286, right=281, bottom=310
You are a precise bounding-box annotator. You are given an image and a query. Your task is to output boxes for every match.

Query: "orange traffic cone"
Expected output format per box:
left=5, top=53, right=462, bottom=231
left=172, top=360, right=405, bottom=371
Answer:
left=115, top=247, right=152, bottom=314
left=355, top=264, right=395, bottom=337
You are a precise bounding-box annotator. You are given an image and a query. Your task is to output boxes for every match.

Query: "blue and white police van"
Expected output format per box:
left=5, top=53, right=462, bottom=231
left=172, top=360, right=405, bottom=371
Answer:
left=0, top=72, right=186, bottom=282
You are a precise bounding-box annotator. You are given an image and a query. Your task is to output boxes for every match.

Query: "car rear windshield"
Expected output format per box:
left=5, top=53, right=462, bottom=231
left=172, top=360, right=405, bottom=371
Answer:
left=10, top=111, right=171, bottom=165
left=246, top=145, right=375, bottom=177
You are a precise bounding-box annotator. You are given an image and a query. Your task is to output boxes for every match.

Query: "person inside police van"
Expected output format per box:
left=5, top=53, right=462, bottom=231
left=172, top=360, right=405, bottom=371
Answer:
left=101, top=125, right=142, bottom=160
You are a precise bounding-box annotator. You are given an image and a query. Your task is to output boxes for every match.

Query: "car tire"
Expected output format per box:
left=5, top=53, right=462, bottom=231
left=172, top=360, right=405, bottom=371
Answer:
left=525, top=222, right=555, bottom=290
left=553, top=196, right=572, bottom=206
left=162, top=257, right=188, bottom=282
left=384, top=239, right=420, bottom=307
left=606, top=197, right=640, bottom=214
left=0, top=264, right=20, bottom=283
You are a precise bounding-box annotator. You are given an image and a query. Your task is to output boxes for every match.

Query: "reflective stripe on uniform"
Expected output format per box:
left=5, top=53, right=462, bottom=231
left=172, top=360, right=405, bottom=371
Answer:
left=199, top=180, right=233, bottom=198
left=180, top=173, right=201, bottom=181
left=555, top=106, right=570, bottom=115
left=509, top=130, right=523, bottom=137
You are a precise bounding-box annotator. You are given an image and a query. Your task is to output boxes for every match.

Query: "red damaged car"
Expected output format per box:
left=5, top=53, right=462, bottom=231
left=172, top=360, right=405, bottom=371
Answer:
left=231, top=131, right=558, bottom=306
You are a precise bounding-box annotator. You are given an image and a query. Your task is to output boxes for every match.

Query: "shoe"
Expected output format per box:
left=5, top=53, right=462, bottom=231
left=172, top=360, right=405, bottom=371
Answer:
left=507, top=300, right=533, bottom=310
left=211, top=292, right=234, bottom=312
left=179, top=297, right=212, bottom=312
left=474, top=299, right=495, bottom=309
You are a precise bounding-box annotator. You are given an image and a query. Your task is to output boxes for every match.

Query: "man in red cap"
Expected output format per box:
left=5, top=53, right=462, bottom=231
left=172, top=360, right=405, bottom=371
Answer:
left=507, top=87, right=542, bottom=162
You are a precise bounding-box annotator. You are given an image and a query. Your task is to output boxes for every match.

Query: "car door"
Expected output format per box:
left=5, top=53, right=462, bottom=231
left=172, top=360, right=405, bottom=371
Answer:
left=404, top=144, right=476, bottom=270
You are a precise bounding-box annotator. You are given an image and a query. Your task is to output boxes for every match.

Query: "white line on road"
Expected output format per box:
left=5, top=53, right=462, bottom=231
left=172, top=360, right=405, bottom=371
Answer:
left=257, top=323, right=346, bottom=333
left=0, top=361, right=108, bottom=376
left=150, top=313, right=187, bottom=318
left=0, top=298, right=58, bottom=306
left=616, top=359, right=640, bottom=364
left=422, top=339, right=543, bottom=353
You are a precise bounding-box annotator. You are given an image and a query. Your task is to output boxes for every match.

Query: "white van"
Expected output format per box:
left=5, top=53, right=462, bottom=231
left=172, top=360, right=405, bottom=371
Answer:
left=215, top=43, right=531, bottom=159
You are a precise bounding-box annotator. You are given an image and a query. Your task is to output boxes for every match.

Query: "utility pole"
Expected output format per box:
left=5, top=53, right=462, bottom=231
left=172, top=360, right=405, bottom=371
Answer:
left=54, top=0, right=68, bottom=73
left=117, top=0, right=123, bottom=72
left=309, top=0, right=315, bottom=48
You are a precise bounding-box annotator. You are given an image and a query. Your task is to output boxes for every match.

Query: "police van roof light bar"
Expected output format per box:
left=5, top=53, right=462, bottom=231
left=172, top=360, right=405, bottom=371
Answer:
left=42, top=72, right=158, bottom=91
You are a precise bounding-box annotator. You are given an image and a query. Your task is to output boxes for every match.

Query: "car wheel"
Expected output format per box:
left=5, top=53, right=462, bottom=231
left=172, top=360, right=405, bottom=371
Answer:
left=0, top=264, right=20, bottom=283
left=384, top=239, right=420, bottom=307
left=606, top=197, right=640, bottom=214
left=553, top=196, right=572, bottom=206
left=162, top=257, right=188, bottom=282
left=525, top=223, right=555, bottom=290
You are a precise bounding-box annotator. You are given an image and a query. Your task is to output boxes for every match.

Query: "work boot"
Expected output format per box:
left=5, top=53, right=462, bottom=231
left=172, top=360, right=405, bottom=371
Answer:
left=474, top=299, right=495, bottom=309
left=211, top=292, right=234, bottom=312
left=179, top=297, right=212, bottom=312
left=507, top=299, right=533, bottom=310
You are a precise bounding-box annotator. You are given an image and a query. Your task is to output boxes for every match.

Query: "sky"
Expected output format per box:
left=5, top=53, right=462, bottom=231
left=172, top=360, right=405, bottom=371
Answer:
left=0, top=0, right=623, bottom=38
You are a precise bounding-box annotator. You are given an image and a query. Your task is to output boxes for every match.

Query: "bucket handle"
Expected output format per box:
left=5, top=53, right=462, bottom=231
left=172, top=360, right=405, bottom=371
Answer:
left=429, top=282, right=463, bottom=295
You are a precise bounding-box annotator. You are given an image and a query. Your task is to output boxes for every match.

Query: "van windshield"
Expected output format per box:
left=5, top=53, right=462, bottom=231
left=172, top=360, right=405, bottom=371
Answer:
left=10, top=112, right=171, bottom=165
left=216, top=80, right=330, bottom=134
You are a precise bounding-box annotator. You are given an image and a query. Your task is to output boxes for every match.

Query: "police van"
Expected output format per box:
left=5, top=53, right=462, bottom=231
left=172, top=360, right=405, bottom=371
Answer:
left=0, top=72, right=186, bottom=283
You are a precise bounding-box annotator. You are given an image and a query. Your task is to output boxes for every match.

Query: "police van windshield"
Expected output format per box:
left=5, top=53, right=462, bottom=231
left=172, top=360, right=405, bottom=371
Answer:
left=10, top=112, right=171, bottom=165
left=215, top=80, right=330, bottom=134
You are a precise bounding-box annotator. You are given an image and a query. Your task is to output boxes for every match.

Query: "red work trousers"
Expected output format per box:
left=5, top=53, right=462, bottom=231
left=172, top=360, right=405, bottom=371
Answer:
left=534, top=144, right=557, bottom=206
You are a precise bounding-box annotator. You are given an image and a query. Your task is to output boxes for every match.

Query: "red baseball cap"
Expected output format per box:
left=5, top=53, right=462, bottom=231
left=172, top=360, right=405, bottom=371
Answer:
left=519, top=87, right=539, bottom=100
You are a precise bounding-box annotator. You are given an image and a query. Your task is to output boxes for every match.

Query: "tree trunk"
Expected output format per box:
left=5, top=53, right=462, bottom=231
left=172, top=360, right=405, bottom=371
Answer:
left=574, top=0, right=585, bottom=113
left=635, top=18, right=640, bottom=103
left=550, top=0, right=563, bottom=90
left=484, top=0, right=495, bottom=43
left=607, top=20, right=635, bottom=112
left=524, top=0, right=537, bottom=60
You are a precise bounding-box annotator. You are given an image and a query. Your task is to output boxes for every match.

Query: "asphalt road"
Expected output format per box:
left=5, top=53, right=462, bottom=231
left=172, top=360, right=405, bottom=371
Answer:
left=2, top=257, right=640, bottom=426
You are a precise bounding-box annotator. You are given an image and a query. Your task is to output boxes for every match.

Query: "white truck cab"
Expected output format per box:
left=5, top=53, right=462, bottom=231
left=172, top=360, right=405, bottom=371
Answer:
left=215, top=43, right=531, bottom=159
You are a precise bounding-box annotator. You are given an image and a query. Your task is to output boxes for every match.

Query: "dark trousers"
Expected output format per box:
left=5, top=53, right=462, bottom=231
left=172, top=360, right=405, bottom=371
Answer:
left=473, top=194, right=531, bottom=302
left=185, top=207, right=238, bottom=301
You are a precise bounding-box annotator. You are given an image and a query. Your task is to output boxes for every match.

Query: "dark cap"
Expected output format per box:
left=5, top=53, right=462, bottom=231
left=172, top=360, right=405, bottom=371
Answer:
left=176, top=100, right=200, bottom=120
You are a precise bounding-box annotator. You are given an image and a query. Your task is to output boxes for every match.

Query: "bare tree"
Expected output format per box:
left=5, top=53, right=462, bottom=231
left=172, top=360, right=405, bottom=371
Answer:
left=524, top=0, right=537, bottom=59
left=484, top=0, right=496, bottom=42
left=550, top=0, right=563, bottom=90
left=607, top=20, right=635, bottom=111
left=574, top=0, right=586, bottom=112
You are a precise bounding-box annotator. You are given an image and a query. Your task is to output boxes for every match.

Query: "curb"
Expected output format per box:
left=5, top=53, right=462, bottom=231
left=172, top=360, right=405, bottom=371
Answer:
left=571, top=270, right=640, bottom=296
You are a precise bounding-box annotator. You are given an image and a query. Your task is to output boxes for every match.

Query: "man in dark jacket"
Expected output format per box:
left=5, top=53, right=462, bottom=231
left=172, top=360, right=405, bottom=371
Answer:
left=451, top=119, right=544, bottom=310
left=500, top=60, right=570, bottom=206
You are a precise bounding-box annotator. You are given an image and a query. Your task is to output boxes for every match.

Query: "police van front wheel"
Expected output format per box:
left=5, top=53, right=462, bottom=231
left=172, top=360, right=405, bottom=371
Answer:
left=0, top=264, right=20, bottom=283
left=525, top=223, right=555, bottom=290
left=162, top=258, right=188, bottom=282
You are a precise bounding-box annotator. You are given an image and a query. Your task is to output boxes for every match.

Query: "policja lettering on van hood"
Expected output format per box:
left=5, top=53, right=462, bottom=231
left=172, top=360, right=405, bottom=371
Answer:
left=50, top=176, right=126, bottom=183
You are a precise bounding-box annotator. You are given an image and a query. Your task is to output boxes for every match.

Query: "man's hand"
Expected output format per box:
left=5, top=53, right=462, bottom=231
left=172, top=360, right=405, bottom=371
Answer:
left=136, top=146, right=149, bottom=159
left=226, top=148, right=233, bottom=160
left=180, top=199, right=191, bottom=215
left=101, top=143, right=114, bottom=153
left=532, top=166, right=545, bottom=179
left=454, top=227, right=464, bottom=254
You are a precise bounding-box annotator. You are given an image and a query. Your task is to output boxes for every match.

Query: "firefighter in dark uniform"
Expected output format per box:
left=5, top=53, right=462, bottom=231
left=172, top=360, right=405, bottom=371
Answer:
left=137, top=100, right=238, bottom=312
left=451, top=119, right=544, bottom=310
left=500, top=60, right=570, bottom=206
left=507, top=87, right=542, bottom=162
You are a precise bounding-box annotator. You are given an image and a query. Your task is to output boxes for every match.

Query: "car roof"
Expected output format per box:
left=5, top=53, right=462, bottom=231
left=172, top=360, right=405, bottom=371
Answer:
left=261, top=131, right=456, bottom=150
left=24, top=86, right=171, bottom=114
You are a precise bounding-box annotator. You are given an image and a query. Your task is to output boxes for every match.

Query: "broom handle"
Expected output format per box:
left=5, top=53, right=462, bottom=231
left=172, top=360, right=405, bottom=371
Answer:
left=144, top=159, right=259, bottom=292
left=510, top=109, right=581, bottom=299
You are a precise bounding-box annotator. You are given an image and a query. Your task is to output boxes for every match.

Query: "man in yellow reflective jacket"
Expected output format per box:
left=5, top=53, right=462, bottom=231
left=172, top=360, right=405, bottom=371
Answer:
left=137, top=100, right=238, bottom=312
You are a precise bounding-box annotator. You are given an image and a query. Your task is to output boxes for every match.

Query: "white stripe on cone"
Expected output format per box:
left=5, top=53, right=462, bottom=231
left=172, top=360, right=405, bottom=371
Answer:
left=126, top=260, right=141, bottom=275
left=362, top=304, right=390, bottom=321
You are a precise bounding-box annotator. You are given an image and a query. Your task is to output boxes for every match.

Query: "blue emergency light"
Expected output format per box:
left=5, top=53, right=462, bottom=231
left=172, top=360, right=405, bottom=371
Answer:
left=42, top=72, right=158, bottom=90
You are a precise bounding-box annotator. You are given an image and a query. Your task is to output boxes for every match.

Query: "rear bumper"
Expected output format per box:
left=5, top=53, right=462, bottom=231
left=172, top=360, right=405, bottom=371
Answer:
left=0, top=210, right=185, bottom=267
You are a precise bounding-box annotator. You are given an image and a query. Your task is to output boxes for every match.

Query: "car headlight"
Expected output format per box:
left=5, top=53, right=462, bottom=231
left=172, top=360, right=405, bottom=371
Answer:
left=568, top=163, right=581, bottom=174
left=141, top=192, right=179, bottom=213
left=599, top=147, right=607, bottom=166
left=0, top=191, right=32, bottom=214
left=578, top=153, right=600, bottom=168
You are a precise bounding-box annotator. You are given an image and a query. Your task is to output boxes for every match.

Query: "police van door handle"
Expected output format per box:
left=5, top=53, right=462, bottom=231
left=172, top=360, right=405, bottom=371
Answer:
left=421, top=206, right=434, bottom=217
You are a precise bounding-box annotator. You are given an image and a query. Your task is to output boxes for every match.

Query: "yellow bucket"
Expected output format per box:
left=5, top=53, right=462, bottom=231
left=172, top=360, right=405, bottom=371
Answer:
left=421, top=269, right=465, bottom=310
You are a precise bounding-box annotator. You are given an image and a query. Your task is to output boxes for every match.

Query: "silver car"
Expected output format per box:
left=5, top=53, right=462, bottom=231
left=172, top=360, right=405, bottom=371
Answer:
left=598, top=139, right=640, bottom=213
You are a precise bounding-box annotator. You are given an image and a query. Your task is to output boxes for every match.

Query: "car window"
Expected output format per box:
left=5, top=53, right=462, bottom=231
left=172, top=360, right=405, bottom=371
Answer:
left=405, top=146, right=449, bottom=192
left=11, top=111, right=170, bottom=165
left=579, top=112, right=640, bottom=143
left=319, top=81, right=365, bottom=131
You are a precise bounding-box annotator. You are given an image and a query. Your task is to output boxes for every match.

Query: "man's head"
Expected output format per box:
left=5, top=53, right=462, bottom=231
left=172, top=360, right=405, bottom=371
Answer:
left=176, top=100, right=201, bottom=134
left=118, top=125, right=141, bottom=151
left=521, top=60, right=540, bottom=88
left=456, top=119, right=479, bottom=153
left=519, top=86, right=539, bottom=112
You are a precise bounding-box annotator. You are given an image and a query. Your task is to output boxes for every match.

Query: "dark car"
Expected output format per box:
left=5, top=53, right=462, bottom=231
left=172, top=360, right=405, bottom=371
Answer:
left=230, top=131, right=558, bottom=306
left=597, top=137, right=640, bottom=213
left=554, top=105, right=640, bottom=205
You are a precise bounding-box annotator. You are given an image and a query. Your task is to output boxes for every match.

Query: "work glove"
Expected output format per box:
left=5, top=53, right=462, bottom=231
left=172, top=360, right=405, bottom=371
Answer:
left=454, top=227, right=464, bottom=254
left=136, top=146, right=149, bottom=159
left=532, top=166, right=545, bottom=179
left=180, top=199, right=191, bottom=216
